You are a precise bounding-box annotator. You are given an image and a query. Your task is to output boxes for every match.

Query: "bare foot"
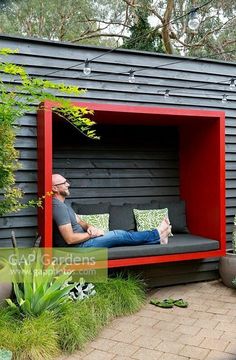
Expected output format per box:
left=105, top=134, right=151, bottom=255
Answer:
left=157, top=218, right=169, bottom=234
left=160, top=225, right=172, bottom=245
left=160, top=236, right=168, bottom=245
left=164, top=216, right=170, bottom=225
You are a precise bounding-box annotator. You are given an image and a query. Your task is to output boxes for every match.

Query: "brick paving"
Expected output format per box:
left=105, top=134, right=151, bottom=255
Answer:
left=57, top=280, right=236, bottom=360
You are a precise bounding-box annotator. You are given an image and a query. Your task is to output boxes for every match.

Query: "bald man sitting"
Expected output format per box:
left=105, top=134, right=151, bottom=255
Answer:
left=52, top=174, right=171, bottom=248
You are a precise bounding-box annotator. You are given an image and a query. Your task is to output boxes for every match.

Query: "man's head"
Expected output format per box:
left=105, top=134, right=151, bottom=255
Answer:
left=52, top=174, right=70, bottom=200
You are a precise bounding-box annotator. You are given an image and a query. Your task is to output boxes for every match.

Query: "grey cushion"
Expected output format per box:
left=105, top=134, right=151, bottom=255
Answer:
left=108, top=234, right=219, bottom=259
left=137, top=201, right=159, bottom=210
left=109, top=204, right=137, bottom=231
left=157, top=200, right=188, bottom=233
left=109, top=202, right=161, bottom=231
left=71, top=202, right=110, bottom=215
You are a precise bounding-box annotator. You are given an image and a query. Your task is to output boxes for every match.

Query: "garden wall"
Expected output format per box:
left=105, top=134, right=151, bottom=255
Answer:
left=0, top=34, right=235, bottom=285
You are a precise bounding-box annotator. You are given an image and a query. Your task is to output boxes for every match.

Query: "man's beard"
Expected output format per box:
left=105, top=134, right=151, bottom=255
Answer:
left=60, top=189, right=70, bottom=197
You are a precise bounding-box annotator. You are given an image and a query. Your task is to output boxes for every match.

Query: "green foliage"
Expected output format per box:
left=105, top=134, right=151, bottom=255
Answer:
left=0, top=48, right=97, bottom=216
left=123, top=0, right=164, bottom=53
left=6, top=254, right=75, bottom=317
left=0, top=309, right=60, bottom=360
left=0, top=0, right=236, bottom=59
left=0, top=0, right=99, bottom=44
left=0, top=275, right=146, bottom=358
left=16, top=312, right=60, bottom=360
left=54, top=274, right=146, bottom=353
left=96, top=273, right=146, bottom=316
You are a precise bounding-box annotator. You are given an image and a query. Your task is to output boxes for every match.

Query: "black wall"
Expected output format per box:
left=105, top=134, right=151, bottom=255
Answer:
left=0, top=34, right=235, bottom=284
left=53, top=120, right=179, bottom=206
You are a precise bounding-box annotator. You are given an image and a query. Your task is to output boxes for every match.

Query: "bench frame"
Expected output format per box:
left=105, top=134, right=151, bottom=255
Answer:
left=37, top=101, right=226, bottom=268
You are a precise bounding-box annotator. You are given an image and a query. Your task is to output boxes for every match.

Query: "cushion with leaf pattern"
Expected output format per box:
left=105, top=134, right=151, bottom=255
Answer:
left=133, top=208, right=173, bottom=236
left=79, top=213, right=109, bottom=233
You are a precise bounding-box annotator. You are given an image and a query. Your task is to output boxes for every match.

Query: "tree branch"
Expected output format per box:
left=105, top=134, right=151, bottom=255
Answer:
left=71, top=33, right=129, bottom=43
left=162, top=0, right=174, bottom=54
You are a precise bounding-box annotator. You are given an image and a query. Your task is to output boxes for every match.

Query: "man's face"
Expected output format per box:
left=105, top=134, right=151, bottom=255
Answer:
left=52, top=176, right=70, bottom=197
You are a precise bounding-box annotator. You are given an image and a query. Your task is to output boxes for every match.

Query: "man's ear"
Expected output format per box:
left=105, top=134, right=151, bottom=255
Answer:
left=52, top=185, right=58, bottom=193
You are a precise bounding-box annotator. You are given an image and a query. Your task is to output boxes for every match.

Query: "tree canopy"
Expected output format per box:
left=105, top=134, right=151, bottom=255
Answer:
left=0, top=0, right=236, bottom=60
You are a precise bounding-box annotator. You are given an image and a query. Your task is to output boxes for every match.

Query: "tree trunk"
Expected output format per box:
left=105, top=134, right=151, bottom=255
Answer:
left=161, top=0, right=174, bottom=54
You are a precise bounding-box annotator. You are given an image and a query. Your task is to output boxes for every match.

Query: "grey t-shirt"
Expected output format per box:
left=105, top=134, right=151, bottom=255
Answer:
left=53, top=197, right=85, bottom=247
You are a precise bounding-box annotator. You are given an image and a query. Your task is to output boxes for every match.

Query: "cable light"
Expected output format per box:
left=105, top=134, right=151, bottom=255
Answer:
left=188, top=8, right=200, bottom=33
left=164, top=89, right=170, bottom=99
left=221, top=94, right=228, bottom=103
left=230, top=79, right=236, bottom=90
left=83, top=59, right=91, bottom=76
left=128, top=69, right=135, bottom=83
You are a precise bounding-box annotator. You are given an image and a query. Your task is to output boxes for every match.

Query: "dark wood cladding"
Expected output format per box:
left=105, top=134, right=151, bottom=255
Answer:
left=53, top=123, right=179, bottom=205
left=0, top=34, right=234, bottom=284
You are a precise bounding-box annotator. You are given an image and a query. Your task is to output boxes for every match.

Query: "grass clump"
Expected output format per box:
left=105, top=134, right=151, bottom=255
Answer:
left=15, top=312, right=60, bottom=360
left=96, top=274, right=146, bottom=317
left=0, top=274, right=146, bottom=359
left=0, top=309, right=60, bottom=360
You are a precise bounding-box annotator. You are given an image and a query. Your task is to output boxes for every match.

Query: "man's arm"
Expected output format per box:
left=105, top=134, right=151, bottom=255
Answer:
left=76, top=215, right=104, bottom=237
left=53, top=202, right=95, bottom=245
left=58, top=223, right=91, bottom=245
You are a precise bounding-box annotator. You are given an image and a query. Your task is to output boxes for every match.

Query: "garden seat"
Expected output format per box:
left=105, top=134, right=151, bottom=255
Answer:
left=108, top=234, right=219, bottom=259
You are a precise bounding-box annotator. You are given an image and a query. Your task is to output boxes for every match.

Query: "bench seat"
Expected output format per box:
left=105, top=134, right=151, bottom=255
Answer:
left=108, top=234, right=219, bottom=260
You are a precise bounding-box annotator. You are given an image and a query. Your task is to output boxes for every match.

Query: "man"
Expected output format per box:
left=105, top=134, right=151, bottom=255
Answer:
left=52, top=174, right=171, bottom=248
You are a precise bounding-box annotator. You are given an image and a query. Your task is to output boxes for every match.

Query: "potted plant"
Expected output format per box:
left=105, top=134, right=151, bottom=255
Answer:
left=0, top=260, right=12, bottom=304
left=219, top=215, right=236, bottom=288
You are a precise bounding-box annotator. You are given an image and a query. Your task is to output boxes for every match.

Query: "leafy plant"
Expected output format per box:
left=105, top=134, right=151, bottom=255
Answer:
left=69, top=278, right=96, bottom=301
left=0, top=48, right=98, bottom=216
left=6, top=254, right=75, bottom=317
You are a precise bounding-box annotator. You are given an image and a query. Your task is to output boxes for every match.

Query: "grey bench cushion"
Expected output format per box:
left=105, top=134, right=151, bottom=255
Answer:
left=108, top=234, right=219, bottom=259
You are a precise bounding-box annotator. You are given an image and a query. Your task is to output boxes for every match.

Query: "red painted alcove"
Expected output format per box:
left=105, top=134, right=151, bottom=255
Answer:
left=37, top=101, right=226, bottom=267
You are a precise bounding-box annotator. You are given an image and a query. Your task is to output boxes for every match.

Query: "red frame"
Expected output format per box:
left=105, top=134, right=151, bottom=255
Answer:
left=37, top=101, right=226, bottom=268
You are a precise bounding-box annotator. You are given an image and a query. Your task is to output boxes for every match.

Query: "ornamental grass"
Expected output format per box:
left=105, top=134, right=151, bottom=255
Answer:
left=0, top=275, right=146, bottom=359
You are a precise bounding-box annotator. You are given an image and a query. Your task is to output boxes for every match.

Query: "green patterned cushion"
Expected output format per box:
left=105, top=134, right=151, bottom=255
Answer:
left=133, top=208, right=171, bottom=232
left=79, top=213, right=110, bottom=233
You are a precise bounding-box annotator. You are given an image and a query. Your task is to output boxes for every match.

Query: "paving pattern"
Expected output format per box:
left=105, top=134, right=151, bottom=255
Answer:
left=58, top=280, right=236, bottom=360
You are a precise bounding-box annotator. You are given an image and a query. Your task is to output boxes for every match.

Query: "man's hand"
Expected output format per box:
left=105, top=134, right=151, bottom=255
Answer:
left=87, top=225, right=104, bottom=238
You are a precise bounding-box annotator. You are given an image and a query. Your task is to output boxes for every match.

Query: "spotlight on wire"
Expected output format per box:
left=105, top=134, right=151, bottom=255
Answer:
left=221, top=94, right=228, bottom=104
left=188, top=8, right=200, bottom=33
left=230, top=78, right=236, bottom=90
left=83, top=59, right=91, bottom=76
left=164, top=89, right=170, bottom=99
left=128, top=69, right=135, bottom=83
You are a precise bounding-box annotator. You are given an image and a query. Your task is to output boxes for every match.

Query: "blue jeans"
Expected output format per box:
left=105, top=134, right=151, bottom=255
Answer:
left=78, top=229, right=160, bottom=248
